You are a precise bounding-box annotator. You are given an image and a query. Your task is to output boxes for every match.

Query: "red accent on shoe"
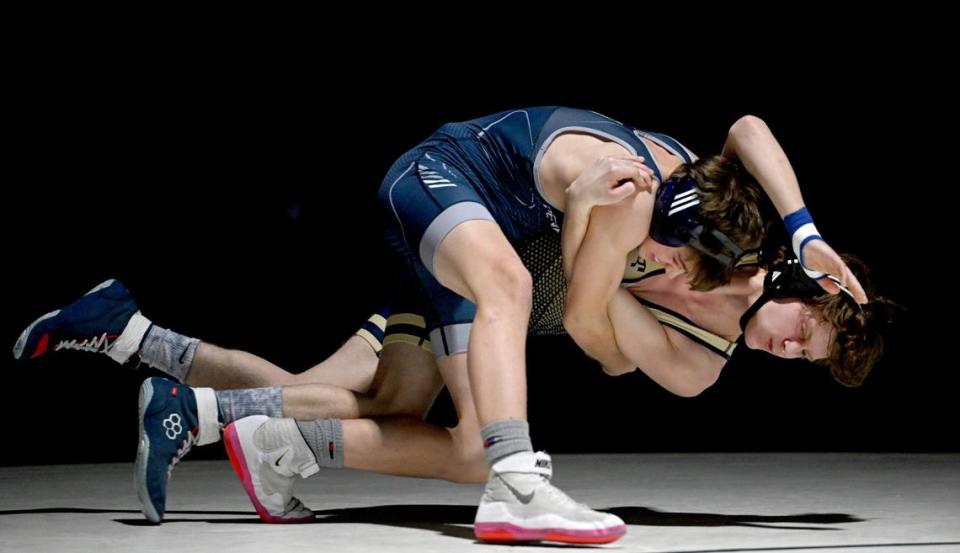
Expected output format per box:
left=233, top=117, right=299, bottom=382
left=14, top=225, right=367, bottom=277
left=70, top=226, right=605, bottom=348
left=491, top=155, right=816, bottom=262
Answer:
left=328, top=441, right=335, bottom=459
left=31, top=334, right=50, bottom=358
left=474, top=522, right=626, bottom=544
left=171, top=386, right=178, bottom=397
left=223, top=423, right=313, bottom=524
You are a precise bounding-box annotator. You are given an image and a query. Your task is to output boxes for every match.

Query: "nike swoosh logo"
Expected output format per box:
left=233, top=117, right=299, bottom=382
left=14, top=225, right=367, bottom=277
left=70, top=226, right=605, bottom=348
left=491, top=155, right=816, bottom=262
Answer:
left=501, top=478, right=535, bottom=504
left=274, top=452, right=286, bottom=468
left=179, top=344, right=192, bottom=364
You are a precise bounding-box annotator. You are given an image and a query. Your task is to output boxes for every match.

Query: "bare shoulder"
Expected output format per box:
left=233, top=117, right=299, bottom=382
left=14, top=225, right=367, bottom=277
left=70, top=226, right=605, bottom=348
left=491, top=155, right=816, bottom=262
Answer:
left=538, top=132, right=633, bottom=208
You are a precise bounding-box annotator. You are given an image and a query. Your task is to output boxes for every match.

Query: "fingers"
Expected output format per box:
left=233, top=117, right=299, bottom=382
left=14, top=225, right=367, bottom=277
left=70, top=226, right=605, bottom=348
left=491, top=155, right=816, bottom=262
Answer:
left=817, top=278, right=841, bottom=296
left=602, top=156, right=656, bottom=190
left=573, top=155, right=658, bottom=206
left=839, top=268, right=869, bottom=304
left=800, top=241, right=870, bottom=304
left=609, top=180, right=637, bottom=202
left=818, top=270, right=869, bottom=304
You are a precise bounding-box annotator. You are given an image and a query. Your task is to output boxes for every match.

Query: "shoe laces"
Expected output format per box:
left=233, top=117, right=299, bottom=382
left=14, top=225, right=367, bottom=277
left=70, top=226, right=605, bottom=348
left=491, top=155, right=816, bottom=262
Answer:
left=166, top=430, right=197, bottom=479
left=56, top=333, right=113, bottom=353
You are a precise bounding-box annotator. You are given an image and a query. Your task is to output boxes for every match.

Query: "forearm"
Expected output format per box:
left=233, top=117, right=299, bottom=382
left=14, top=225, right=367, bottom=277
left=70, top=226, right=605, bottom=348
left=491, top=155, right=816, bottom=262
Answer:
left=607, top=290, right=720, bottom=396
left=562, top=188, right=655, bottom=374
left=722, top=115, right=805, bottom=218
left=564, top=238, right=631, bottom=372
left=561, top=189, right=595, bottom=280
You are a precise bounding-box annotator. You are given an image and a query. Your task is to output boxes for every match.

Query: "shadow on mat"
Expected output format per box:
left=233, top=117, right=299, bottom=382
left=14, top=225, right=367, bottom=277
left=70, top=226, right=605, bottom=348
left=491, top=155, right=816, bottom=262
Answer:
left=0, top=504, right=869, bottom=543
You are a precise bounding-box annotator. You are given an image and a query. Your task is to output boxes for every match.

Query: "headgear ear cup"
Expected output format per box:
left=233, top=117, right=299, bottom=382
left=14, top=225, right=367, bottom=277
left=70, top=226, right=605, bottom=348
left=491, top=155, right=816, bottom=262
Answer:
left=739, top=258, right=861, bottom=331
left=650, top=176, right=758, bottom=269
left=650, top=176, right=699, bottom=247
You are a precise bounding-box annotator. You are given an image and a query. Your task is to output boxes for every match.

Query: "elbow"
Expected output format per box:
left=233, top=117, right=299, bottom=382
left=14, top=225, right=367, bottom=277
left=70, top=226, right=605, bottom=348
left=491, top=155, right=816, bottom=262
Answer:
left=673, top=384, right=707, bottom=398
left=602, top=364, right=635, bottom=377
left=729, top=114, right=768, bottom=138
left=672, top=366, right=722, bottom=398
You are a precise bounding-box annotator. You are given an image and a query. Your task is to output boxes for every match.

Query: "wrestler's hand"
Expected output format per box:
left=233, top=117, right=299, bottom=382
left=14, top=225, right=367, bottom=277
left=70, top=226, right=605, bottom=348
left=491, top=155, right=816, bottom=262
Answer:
left=567, top=155, right=656, bottom=208
left=800, top=240, right=869, bottom=304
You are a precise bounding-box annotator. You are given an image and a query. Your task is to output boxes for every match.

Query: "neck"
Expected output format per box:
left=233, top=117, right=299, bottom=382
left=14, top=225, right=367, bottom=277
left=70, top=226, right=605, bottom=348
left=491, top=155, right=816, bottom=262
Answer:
left=707, top=268, right=768, bottom=316
left=745, top=269, right=766, bottom=306
left=660, top=157, right=684, bottom=182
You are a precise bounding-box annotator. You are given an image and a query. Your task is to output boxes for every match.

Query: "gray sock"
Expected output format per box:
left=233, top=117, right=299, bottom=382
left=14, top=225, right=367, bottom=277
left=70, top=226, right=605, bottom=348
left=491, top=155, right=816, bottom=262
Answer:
left=481, top=419, right=533, bottom=466
left=138, top=325, right=199, bottom=382
left=215, top=387, right=283, bottom=425
left=296, top=419, right=344, bottom=469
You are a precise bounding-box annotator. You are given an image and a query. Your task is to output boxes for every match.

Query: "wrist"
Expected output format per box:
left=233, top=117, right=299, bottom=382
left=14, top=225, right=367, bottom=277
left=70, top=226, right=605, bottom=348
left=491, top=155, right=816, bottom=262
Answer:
left=784, top=206, right=822, bottom=267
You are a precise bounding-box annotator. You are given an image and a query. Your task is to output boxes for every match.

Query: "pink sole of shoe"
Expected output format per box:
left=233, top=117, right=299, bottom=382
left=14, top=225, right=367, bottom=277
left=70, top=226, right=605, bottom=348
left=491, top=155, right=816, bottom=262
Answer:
left=223, top=422, right=314, bottom=524
left=474, top=521, right=626, bottom=544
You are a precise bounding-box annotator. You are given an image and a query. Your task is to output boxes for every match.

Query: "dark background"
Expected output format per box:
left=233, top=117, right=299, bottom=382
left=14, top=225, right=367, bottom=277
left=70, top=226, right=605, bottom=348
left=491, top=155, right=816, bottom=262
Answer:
left=3, top=31, right=951, bottom=465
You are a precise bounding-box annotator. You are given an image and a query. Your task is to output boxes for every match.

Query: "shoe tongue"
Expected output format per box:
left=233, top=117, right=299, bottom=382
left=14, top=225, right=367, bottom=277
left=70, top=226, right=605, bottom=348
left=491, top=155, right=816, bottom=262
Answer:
left=532, top=451, right=553, bottom=479
left=491, top=451, right=553, bottom=480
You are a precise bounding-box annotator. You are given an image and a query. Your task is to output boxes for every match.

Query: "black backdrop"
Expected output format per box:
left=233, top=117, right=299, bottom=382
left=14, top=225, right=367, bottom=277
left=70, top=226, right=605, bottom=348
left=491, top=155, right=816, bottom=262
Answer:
left=3, top=34, right=949, bottom=465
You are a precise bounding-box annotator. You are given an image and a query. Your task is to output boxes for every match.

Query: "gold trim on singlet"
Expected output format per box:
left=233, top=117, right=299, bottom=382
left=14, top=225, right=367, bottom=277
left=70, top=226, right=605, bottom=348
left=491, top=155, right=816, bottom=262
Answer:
left=642, top=301, right=738, bottom=360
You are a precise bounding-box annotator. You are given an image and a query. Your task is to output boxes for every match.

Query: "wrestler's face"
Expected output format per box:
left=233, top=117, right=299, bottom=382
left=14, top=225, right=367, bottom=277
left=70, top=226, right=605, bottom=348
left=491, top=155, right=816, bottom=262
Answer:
left=637, top=239, right=696, bottom=280
left=743, top=299, right=834, bottom=361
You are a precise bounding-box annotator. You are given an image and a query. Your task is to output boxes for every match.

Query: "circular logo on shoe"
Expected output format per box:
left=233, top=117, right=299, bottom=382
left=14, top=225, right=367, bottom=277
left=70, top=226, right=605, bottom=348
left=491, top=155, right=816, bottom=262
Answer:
left=163, top=413, right=183, bottom=440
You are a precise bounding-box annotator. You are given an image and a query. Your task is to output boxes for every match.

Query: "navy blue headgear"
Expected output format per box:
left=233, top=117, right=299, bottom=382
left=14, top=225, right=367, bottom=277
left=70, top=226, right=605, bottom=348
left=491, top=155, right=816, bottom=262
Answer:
left=650, top=175, right=759, bottom=268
